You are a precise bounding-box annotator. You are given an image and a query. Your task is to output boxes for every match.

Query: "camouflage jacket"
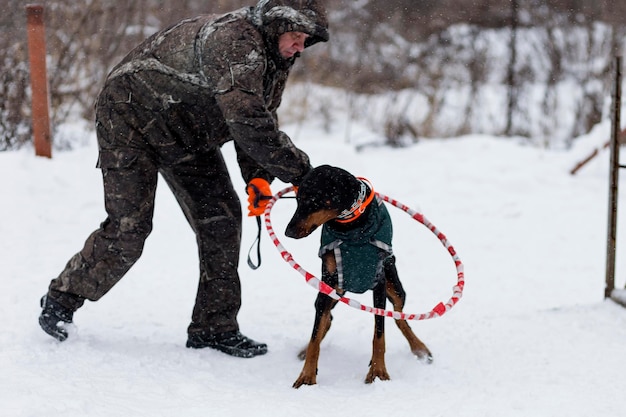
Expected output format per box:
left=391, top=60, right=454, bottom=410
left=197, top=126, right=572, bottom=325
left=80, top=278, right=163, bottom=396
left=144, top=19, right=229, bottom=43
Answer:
left=96, top=0, right=328, bottom=185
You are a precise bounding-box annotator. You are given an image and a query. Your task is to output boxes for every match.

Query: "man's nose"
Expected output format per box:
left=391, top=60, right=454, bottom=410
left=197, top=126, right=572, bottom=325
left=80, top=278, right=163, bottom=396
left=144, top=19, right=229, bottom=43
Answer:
left=294, top=40, right=305, bottom=52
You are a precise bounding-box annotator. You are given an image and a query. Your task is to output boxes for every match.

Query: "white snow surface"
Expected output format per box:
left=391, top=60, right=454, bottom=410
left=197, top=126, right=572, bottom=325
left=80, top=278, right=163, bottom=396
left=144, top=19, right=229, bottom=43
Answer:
left=2, top=117, right=626, bottom=417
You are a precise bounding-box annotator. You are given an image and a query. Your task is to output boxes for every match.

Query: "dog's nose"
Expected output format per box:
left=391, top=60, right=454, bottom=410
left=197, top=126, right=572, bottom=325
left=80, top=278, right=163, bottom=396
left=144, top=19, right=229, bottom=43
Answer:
left=285, top=218, right=314, bottom=239
left=285, top=223, right=302, bottom=239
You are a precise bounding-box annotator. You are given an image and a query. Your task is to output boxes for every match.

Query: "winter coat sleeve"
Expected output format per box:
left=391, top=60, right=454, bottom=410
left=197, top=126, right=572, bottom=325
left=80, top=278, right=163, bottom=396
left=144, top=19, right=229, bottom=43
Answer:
left=201, top=23, right=311, bottom=185
left=234, top=141, right=273, bottom=184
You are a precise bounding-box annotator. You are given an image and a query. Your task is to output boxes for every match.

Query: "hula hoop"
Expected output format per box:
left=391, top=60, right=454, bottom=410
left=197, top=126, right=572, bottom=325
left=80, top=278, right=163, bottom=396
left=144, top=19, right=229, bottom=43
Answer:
left=263, top=187, right=465, bottom=320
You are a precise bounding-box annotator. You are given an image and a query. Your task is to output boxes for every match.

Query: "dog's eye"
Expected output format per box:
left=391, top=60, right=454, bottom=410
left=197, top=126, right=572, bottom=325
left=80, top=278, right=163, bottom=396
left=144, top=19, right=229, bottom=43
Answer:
left=298, top=194, right=325, bottom=209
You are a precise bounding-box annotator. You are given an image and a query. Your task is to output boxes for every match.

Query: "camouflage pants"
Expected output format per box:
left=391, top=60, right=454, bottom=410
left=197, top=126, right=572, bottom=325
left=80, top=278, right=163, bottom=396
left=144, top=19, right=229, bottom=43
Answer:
left=48, top=128, right=243, bottom=336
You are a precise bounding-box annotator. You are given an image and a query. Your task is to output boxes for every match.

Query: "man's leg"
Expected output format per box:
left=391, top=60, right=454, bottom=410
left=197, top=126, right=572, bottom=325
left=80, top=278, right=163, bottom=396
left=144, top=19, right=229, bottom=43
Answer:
left=159, top=149, right=266, bottom=357
left=41, top=148, right=158, bottom=341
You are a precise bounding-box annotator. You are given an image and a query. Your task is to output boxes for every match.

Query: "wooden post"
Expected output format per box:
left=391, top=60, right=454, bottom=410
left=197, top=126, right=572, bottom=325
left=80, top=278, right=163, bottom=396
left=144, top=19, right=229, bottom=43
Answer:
left=505, top=0, right=518, bottom=136
left=26, top=4, right=52, bottom=158
left=605, top=55, right=622, bottom=299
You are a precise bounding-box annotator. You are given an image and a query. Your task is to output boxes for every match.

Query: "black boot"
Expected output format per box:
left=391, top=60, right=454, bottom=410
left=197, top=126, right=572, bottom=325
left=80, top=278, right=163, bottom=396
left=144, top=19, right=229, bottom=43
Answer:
left=39, top=295, right=74, bottom=342
left=186, top=331, right=268, bottom=358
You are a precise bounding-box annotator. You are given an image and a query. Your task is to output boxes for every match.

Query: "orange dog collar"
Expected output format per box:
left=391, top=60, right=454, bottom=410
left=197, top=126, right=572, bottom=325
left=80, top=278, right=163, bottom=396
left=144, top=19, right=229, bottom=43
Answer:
left=335, top=177, right=375, bottom=224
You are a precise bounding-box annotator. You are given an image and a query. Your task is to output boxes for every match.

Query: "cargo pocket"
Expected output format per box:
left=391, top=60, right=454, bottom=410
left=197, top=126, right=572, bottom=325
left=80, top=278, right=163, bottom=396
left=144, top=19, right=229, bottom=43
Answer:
left=96, top=149, right=140, bottom=170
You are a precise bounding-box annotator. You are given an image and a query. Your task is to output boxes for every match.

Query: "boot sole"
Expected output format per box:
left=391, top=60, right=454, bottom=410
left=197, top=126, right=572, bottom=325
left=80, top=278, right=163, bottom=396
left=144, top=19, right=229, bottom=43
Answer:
left=39, top=315, right=69, bottom=342
left=186, top=340, right=267, bottom=358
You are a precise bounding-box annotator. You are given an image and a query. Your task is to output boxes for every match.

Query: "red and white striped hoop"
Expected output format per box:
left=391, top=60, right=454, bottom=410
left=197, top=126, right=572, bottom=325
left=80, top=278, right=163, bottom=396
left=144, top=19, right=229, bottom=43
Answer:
left=263, top=187, right=465, bottom=321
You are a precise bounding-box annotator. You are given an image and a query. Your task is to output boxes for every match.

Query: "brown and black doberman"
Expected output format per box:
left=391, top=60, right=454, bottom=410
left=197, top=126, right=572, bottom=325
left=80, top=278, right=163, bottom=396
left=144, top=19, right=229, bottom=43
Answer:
left=285, top=165, right=432, bottom=388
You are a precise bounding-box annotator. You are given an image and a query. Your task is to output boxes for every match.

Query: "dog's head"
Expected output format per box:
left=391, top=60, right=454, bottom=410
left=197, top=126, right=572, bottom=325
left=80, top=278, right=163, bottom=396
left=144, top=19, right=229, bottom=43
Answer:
left=285, top=165, right=361, bottom=239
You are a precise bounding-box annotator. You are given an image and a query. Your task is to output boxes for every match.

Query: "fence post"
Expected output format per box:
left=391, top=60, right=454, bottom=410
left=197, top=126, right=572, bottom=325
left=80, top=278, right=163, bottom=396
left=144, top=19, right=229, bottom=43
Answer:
left=26, top=4, right=52, bottom=158
left=605, top=55, right=622, bottom=299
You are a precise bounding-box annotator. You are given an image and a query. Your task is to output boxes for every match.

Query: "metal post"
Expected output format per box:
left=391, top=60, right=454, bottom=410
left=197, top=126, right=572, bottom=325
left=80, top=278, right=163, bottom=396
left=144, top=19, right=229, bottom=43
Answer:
left=26, top=4, right=52, bottom=158
left=605, top=55, right=622, bottom=299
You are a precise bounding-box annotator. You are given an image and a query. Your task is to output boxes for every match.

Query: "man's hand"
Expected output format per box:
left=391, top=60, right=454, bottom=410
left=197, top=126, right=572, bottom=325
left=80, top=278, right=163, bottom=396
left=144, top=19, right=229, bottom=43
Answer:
left=246, top=178, right=272, bottom=217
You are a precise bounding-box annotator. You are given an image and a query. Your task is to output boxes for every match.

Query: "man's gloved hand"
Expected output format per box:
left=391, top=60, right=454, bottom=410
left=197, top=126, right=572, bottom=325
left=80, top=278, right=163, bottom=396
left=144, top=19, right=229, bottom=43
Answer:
left=246, top=178, right=272, bottom=217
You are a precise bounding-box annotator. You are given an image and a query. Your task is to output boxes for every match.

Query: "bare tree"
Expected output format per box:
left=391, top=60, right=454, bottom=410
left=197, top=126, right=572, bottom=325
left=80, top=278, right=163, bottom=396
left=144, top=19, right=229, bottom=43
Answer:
left=1, top=0, right=625, bottom=149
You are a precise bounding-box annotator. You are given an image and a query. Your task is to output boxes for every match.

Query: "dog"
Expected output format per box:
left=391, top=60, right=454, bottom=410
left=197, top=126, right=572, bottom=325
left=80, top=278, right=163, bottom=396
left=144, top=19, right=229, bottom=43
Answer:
left=285, top=165, right=432, bottom=388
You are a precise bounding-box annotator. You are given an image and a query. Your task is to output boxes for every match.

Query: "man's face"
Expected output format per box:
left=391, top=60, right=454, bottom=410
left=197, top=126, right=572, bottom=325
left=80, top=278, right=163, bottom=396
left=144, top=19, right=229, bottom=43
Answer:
left=278, top=32, right=309, bottom=59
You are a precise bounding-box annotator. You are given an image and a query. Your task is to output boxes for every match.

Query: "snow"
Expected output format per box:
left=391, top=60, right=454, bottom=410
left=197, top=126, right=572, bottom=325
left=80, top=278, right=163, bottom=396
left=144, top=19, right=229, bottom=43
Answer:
left=2, top=114, right=626, bottom=417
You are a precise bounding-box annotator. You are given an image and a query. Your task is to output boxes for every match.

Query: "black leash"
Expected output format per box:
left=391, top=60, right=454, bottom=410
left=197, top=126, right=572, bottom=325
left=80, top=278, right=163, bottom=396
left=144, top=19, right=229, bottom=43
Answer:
left=246, top=195, right=295, bottom=270
left=247, top=215, right=265, bottom=270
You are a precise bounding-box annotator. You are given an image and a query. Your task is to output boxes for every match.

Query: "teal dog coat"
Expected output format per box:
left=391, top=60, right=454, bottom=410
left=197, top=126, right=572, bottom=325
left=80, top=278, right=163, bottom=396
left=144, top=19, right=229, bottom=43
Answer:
left=319, top=197, right=393, bottom=294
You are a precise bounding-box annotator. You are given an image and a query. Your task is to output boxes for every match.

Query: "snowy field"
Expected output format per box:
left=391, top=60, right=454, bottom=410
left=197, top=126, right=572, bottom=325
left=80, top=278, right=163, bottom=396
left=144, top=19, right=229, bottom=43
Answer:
left=2, top=116, right=626, bottom=417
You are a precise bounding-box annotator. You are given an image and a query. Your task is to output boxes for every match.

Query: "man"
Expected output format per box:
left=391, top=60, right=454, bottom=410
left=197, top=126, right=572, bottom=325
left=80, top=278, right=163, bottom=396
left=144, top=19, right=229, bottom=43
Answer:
left=38, top=0, right=329, bottom=358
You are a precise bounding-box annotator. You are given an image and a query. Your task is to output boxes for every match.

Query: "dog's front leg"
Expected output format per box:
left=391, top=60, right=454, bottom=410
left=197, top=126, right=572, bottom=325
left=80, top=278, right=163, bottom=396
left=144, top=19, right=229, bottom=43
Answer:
left=293, top=293, right=336, bottom=388
left=365, top=283, right=390, bottom=383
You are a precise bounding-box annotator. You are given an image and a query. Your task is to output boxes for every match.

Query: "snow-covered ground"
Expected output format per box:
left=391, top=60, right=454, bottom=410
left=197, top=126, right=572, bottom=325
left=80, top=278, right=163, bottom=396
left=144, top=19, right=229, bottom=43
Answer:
left=2, top=116, right=626, bottom=416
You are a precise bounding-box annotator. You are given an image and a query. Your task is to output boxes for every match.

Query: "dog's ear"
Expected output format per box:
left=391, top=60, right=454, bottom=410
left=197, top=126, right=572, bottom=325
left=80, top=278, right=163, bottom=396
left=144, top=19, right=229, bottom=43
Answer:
left=298, top=165, right=361, bottom=212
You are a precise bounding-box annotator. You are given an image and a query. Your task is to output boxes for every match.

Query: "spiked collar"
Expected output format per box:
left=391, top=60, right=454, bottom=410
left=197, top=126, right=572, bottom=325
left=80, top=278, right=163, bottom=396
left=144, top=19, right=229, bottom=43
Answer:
left=336, top=178, right=375, bottom=224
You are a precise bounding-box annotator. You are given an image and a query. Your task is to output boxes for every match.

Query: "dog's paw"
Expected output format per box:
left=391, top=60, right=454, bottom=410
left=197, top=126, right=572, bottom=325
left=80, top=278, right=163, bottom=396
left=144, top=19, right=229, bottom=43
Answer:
left=293, top=373, right=317, bottom=388
left=365, top=367, right=390, bottom=384
left=421, top=352, right=434, bottom=364
left=413, top=347, right=434, bottom=364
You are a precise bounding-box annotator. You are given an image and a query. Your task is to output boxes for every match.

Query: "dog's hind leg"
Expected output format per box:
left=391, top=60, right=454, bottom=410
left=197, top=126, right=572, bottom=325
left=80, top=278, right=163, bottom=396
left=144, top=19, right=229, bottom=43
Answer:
left=365, top=281, right=390, bottom=383
left=293, top=292, right=337, bottom=388
left=384, top=256, right=433, bottom=363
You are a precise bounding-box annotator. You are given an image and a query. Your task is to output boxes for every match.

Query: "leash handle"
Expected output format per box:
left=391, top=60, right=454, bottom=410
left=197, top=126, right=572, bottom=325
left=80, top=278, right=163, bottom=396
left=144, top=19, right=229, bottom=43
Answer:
left=247, top=216, right=263, bottom=270
left=246, top=195, right=296, bottom=270
left=246, top=182, right=273, bottom=269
